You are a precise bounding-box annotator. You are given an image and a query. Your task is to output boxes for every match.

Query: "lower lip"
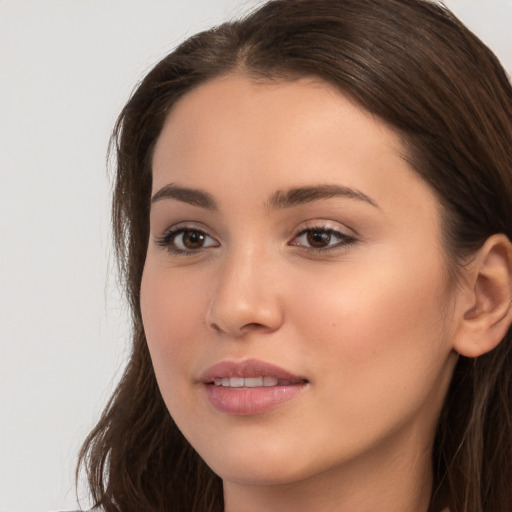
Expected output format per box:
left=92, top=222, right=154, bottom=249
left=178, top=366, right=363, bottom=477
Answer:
left=204, top=383, right=306, bottom=415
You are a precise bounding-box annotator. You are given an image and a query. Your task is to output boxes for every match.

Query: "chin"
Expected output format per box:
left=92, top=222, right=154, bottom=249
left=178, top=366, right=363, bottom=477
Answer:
left=211, top=457, right=316, bottom=487
left=195, top=430, right=342, bottom=488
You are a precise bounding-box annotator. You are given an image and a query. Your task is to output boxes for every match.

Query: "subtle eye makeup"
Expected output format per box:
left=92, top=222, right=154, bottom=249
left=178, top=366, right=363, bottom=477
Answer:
left=289, top=226, right=357, bottom=253
left=154, top=222, right=358, bottom=256
left=155, top=225, right=220, bottom=255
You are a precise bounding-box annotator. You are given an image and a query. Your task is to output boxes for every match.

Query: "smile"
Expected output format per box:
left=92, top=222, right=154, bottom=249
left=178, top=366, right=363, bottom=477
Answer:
left=213, top=376, right=301, bottom=387
left=201, top=359, right=309, bottom=415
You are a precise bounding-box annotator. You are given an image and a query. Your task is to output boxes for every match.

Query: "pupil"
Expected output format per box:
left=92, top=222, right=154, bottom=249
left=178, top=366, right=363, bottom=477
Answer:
left=183, top=231, right=204, bottom=249
left=307, top=230, right=331, bottom=247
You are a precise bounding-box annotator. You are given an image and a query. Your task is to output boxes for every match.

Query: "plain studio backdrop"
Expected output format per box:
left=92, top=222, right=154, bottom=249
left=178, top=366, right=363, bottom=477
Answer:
left=0, top=1, right=510, bottom=511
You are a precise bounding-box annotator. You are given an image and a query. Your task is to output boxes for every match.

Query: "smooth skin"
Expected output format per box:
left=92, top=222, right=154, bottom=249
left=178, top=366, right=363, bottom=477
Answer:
left=141, top=75, right=512, bottom=512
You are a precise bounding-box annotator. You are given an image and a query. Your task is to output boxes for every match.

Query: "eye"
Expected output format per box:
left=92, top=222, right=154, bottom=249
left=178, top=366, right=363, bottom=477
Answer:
left=156, top=227, right=219, bottom=254
left=290, top=227, right=356, bottom=251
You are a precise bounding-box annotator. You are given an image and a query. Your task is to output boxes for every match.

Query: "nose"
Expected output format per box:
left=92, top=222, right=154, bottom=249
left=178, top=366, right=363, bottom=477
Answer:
left=206, top=247, right=284, bottom=338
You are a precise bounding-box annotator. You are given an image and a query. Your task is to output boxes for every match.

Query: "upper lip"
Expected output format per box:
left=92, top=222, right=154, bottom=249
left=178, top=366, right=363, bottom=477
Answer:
left=200, top=358, right=308, bottom=384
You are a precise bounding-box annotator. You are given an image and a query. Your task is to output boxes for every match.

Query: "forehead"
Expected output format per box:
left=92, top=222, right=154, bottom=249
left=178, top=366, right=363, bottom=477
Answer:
left=151, top=74, right=436, bottom=217
left=154, top=75, right=392, bottom=152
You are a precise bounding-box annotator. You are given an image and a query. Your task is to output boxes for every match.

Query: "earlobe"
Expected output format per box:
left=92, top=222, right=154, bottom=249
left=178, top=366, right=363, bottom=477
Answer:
left=453, top=234, right=512, bottom=358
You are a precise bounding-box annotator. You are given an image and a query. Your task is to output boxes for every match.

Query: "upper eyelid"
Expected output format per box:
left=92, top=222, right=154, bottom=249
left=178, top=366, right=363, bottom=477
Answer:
left=292, top=220, right=357, bottom=237
left=289, top=228, right=358, bottom=255
left=154, top=220, right=357, bottom=244
left=291, top=227, right=356, bottom=243
left=157, top=221, right=215, bottom=237
left=293, top=227, right=351, bottom=239
left=155, top=226, right=220, bottom=255
left=155, top=223, right=212, bottom=240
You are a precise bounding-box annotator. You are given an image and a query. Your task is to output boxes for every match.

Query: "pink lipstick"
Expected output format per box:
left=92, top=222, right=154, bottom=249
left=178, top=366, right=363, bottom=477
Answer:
left=200, top=359, right=308, bottom=415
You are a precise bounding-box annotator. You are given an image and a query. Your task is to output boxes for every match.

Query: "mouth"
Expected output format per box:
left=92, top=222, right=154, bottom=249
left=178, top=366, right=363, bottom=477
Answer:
left=200, top=359, right=309, bottom=415
left=212, top=376, right=304, bottom=387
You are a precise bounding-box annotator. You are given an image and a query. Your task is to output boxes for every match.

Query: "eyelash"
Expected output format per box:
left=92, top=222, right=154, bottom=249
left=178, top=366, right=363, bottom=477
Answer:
left=289, top=226, right=357, bottom=253
left=155, top=227, right=219, bottom=255
left=155, top=224, right=357, bottom=256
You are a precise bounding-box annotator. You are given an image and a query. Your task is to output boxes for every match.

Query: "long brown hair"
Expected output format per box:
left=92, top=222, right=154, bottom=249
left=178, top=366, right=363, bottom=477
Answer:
left=78, top=1, right=512, bottom=511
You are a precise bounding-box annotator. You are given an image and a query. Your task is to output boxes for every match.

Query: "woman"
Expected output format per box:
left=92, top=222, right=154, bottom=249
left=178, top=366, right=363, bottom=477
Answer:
left=78, top=0, right=512, bottom=511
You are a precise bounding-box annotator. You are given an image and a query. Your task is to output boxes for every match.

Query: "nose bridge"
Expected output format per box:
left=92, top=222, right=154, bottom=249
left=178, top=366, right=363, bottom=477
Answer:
left=206, top=241, right=283, bottom=336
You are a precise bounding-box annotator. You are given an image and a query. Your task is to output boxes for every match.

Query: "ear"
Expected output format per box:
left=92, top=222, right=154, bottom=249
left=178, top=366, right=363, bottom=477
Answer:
left=453, top=234, right=512, bottom=358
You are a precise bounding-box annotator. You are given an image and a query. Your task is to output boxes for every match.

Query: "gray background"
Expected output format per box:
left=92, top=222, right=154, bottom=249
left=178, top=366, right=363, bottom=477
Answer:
left=0, top=1, right=511, bottom=510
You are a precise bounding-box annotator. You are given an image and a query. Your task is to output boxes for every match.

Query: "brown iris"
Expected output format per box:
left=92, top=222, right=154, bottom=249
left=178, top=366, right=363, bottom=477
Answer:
left=178, top=230, right=206, bottom=249
left=307, top=230, right=332, bottom=248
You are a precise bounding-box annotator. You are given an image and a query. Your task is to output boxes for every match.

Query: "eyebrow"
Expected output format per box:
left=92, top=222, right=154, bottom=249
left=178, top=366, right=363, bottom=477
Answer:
left=150, top=183, right=378, bottom=211
left=267, top=184, right=379, bottom=209
left=151, top=184, right=218, bottom=210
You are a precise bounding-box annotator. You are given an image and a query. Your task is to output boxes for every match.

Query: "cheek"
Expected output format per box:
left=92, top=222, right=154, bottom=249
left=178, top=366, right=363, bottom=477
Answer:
left=140, top=259, right=208, bottom=388
left=278, top=260, right=455, bottom=466
left=291, top=247, right=454, bottom=405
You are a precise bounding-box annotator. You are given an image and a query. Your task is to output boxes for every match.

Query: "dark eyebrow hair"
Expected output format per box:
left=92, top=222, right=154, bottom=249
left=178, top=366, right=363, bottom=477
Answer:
left=151, top=183, right=377, bottom=212
left=266, top=184, right=379, bottom=209
left=151, top=184, right=218, bottom=210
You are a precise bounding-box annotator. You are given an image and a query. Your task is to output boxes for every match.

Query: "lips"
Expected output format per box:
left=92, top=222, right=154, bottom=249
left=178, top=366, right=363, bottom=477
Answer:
left=200, top=359, right=308, bottom=415
left=201, top=358, right=307, bottom=384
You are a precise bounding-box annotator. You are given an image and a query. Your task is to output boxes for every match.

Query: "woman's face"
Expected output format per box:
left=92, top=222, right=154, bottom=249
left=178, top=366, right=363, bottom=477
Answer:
left=141, top=75, right=460, bottom=490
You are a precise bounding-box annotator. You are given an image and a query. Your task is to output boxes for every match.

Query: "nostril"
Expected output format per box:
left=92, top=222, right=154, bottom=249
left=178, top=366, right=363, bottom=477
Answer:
left=209, top=320, right=270, bottom=336
left=244, top=322, right=266, bottom=330
left=210, top=322, right=222, bottom=333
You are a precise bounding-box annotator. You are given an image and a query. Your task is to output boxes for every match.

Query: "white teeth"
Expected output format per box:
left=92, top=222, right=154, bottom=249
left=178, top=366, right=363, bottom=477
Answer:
left=214, top=376, right=281, bottom=387
left=244, top=377, right=263, bottom=387
left=263, top=376, right=279, bottom=386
